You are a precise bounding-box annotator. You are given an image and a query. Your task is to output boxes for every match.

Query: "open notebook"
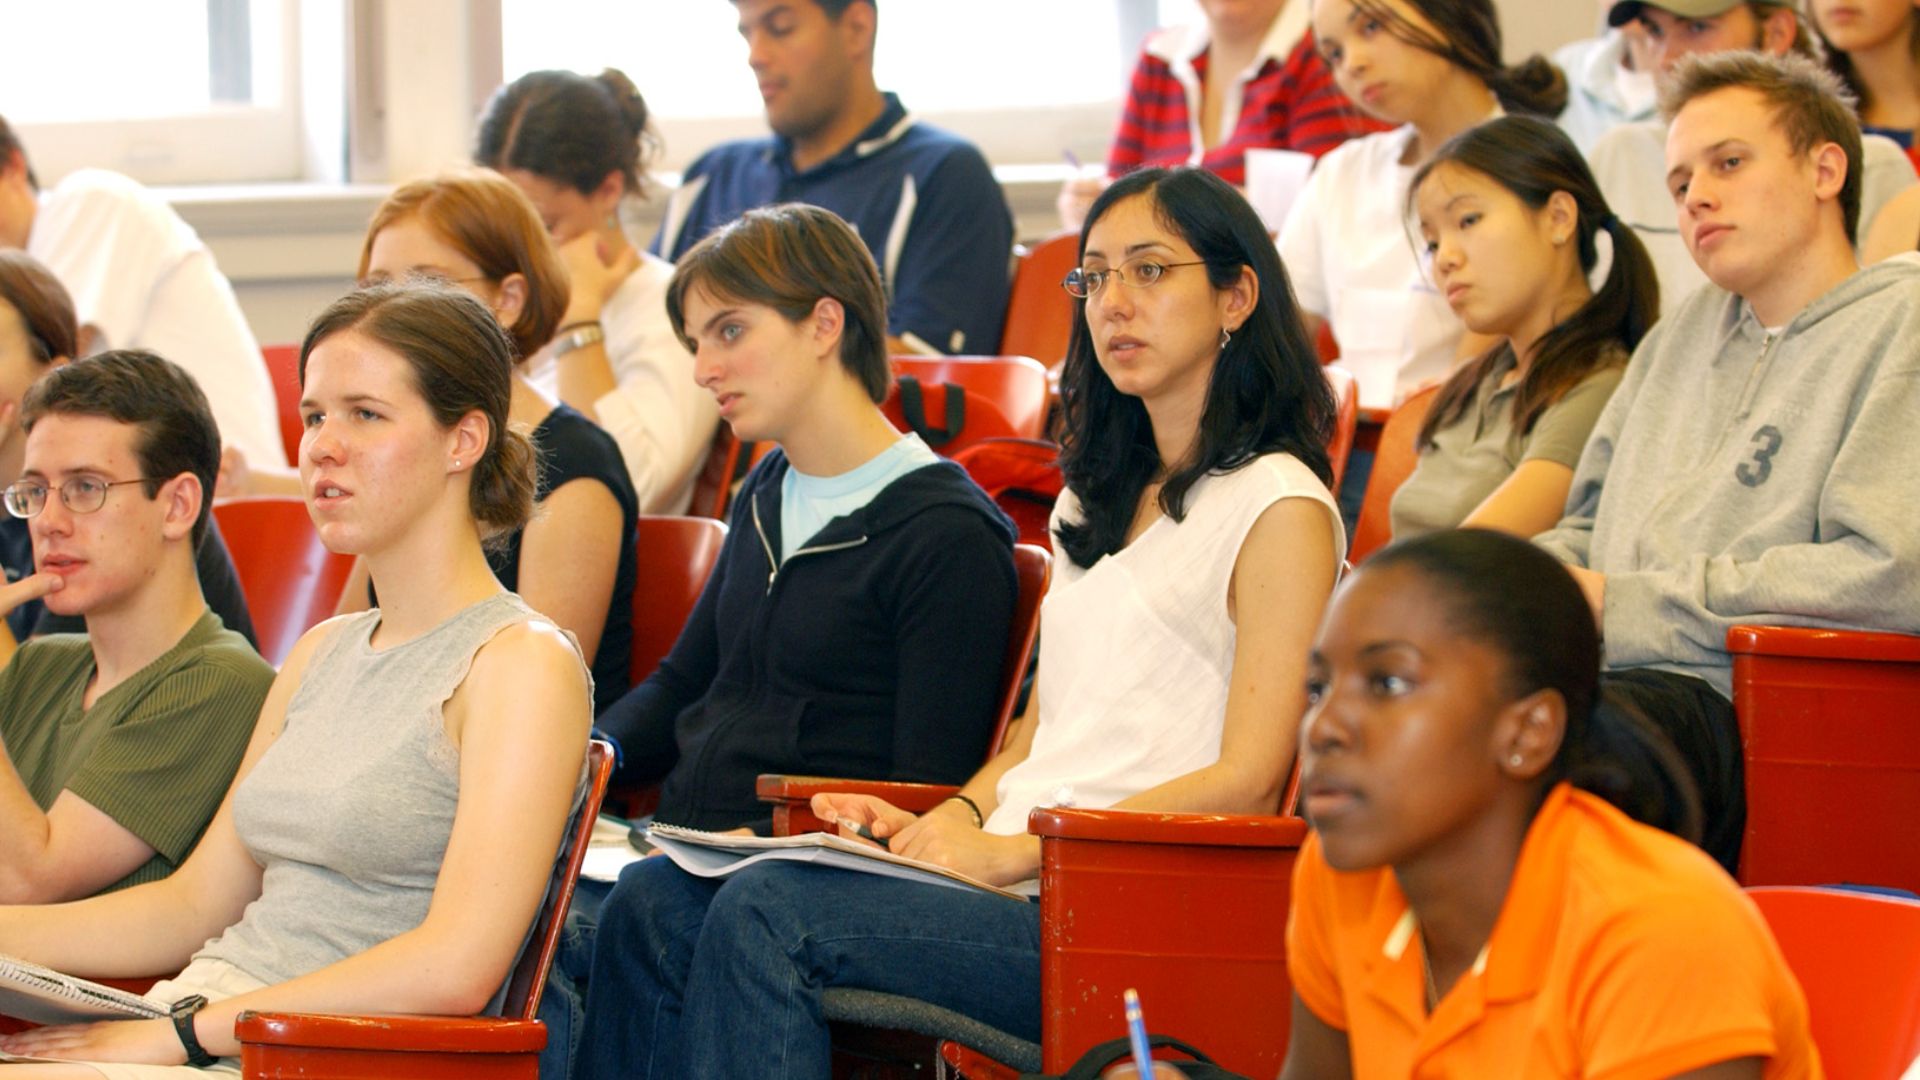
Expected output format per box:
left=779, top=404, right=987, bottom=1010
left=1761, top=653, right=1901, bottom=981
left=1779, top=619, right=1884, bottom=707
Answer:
left=0, top=954, right=168, bottom=1025
left=646, top=823, right=1028, bottom=902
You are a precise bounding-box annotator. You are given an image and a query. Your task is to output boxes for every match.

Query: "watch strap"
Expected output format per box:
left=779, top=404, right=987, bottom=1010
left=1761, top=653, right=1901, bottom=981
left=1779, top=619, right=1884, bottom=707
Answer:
left=170, top=994, right=218, bottom=1067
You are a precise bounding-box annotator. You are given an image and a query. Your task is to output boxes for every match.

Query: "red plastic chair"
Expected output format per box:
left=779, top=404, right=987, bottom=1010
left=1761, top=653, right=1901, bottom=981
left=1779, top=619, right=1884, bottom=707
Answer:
left=1000, top=232, right=1079, bottom=368
left=686, top=424, right=741, bottom=521
left=1347, top=384, right=1439, bottom=565
left=757, top=542, right=1052, bottom=838
left=1746, top=886, right=1920, bottom=1080
left=629, top=516, right=729, bottom=686
left=1324, top=365, right=1359, bottom=495
left=606, top=515, right=728, bottom=820
left=260, top=345, right=303, bottom=466
left=884, top=355, right=1052, bottom=457
left=234, top=739, right=615, bottom=1079
left=1730, top=626, right=1920, bottom=893
left=213, top=497, right=355, bottom=666
left=951, top=438, right=1062, bottom=551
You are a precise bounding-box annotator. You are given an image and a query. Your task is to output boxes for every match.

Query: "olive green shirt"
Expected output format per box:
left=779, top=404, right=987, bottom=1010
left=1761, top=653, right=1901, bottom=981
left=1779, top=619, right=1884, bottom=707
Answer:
left=0, top=610, right=273, bottom=892
left=1390, top=347, right=1626, bottom=540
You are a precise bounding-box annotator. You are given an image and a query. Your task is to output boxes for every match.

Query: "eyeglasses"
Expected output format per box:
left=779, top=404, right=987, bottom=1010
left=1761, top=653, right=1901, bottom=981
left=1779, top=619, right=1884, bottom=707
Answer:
left=3, top=477, right=156, bottom=519
left=1061, top=259, right=1207, bottom=299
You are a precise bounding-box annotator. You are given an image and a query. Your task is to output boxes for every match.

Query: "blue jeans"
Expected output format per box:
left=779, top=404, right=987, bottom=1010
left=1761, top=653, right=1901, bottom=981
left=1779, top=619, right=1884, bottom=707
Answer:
left=575, top=856, right=1042, bottom=1079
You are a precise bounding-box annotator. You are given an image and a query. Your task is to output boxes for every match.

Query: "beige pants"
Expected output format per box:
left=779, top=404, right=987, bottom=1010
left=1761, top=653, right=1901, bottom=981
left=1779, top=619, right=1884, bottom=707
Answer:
left=64, top=957, right=264, bottom=1079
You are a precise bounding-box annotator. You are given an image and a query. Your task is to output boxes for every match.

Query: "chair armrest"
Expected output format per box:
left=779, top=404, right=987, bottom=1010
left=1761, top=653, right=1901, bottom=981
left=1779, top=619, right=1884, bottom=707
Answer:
left=234, top=1011, right=546, bottom=1054
left=938, top=1039, right=1024, bottom=1080
left=756, top=775, right=961, bottom=837
left=1727, top=625, right=1920, bottom=662
left=1028, top=807, right=1311, bottom=848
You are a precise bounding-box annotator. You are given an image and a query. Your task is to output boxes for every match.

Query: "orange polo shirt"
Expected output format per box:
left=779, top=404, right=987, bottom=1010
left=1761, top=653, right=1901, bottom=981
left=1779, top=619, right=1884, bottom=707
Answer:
left=1287, top=783, right=1822, bottom=1079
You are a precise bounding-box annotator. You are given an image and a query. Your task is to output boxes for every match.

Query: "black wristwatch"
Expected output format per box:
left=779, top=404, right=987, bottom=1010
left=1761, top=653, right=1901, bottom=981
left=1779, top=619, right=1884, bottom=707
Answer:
left=169, top=994, right=219, bottom=1067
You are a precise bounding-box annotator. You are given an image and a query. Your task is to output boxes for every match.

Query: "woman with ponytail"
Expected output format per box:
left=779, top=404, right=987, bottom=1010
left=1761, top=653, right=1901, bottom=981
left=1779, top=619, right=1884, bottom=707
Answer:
left=1280, top=0, right=1567, bottom=524
left=1389, top=115, right=1657, bottom=541
left=476, top=68, right=719, bottom=515
left=0, top=281, right=593, bottom=1075
left=1280, top=528, right=1819, bottom=1078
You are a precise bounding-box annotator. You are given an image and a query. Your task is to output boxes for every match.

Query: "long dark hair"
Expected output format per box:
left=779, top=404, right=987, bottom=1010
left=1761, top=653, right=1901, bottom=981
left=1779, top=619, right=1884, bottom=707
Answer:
left=1367, top=529, right=1701, bottom=840
left=1349, top=0, right=1567, bottom=117
left=1409, top=116, right=1657, bottom=451
left=1056, top=167, right=1334, bottom=570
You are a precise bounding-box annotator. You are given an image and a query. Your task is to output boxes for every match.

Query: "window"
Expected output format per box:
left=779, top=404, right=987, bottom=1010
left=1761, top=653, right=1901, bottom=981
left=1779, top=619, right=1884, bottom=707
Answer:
left=8, top=0, right=302, bottom=186
left=499, top=0, right=1137, bottom=171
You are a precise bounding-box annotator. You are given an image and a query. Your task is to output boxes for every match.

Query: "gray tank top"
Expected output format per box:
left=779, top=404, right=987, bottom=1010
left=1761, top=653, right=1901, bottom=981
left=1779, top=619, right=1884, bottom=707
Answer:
left=200, top=592, right=549, bottom=989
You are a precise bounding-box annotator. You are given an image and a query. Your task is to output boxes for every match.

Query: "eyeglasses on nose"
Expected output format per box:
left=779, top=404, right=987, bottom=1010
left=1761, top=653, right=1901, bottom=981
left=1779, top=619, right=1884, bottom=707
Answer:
left=3, top=477, right=156, bottom=519
left=1061, top=259, right=1207, bottom=299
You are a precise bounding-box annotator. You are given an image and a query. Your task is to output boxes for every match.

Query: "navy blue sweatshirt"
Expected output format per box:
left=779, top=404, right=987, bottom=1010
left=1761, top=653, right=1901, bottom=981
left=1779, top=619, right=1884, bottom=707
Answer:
left=600, top=450, right=1018, bottom=832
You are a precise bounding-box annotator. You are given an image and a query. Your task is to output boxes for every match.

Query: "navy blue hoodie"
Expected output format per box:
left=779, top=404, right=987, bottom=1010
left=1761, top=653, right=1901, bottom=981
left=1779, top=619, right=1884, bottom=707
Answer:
left=600, top=450, right=1018, bottom=832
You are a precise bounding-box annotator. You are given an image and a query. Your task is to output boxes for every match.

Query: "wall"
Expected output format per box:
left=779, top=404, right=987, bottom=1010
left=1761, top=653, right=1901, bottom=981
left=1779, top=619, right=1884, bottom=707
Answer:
left=198, top=0, right=1614, bottom=346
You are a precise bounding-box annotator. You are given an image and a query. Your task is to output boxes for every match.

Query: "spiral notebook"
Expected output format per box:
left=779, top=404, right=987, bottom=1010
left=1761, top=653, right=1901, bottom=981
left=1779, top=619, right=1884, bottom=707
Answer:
left=0, top=953, right=168, bottom=1025
left=646, top=823, right=1027, bottom=901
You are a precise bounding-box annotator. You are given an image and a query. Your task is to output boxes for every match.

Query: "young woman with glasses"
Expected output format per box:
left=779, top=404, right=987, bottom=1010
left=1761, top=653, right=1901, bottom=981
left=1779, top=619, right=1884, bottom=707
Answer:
left=574, top=166, right=1344, bottom=1078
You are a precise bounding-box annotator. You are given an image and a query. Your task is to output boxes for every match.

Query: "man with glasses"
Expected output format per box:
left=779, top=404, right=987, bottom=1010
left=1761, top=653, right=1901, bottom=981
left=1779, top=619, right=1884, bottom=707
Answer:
left=0, top=350, right=271, bottom=901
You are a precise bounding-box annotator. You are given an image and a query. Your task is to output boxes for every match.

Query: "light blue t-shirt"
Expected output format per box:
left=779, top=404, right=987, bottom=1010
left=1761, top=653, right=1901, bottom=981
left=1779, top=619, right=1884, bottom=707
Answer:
left=780, top=434, right=942, bottom=562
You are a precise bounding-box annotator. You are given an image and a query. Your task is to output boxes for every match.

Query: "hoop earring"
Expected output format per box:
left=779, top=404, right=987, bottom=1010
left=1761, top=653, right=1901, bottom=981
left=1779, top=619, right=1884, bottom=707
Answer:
left=1219, top=327, right=1231, bottom=350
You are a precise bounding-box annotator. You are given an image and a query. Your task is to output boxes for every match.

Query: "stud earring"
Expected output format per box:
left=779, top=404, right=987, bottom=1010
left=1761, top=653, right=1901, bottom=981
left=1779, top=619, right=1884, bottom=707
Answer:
left=453, top=459, right=462, bottom=469
left=1508, top=753, right=1524, bottom=767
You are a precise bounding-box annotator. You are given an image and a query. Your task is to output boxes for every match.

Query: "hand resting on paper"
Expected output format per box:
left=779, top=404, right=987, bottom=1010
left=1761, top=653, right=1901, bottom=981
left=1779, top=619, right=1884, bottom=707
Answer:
left=0, top=1015, right=185, bottom=1066
left=810, top=793, right=1040, bottom=887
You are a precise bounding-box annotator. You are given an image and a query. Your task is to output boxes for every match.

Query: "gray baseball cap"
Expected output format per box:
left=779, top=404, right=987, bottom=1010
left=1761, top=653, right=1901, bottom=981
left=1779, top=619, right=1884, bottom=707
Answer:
left=1608, top=0, right=1748, bottom=27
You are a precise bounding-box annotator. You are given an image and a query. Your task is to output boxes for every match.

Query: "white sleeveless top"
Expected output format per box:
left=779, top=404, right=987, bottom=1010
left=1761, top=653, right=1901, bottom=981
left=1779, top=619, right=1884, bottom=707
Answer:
left=986, top=453, right=1343, bottom=838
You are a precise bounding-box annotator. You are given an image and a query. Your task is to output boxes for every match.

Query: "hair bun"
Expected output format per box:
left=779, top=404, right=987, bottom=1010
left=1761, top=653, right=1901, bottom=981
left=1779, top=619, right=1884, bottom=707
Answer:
left=1496, top=54, right=1571, bottom=118
left=596, top=68, right=648, bottom=137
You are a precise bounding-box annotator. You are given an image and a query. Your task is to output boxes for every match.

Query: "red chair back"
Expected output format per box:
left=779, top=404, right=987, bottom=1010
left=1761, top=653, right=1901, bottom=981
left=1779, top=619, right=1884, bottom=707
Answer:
left=502, top=740, right=614, bottom=1020
left=1000, top=232, right=1079, bottom=367
left=630, top=516, right=729, bottom=686
left=884, top=355, right=1052, bottom=457
left=1348, top=384, right=1439, bottom=564
left=261, top=345, right=303, bottom=466
left=1747, top=886, right=1920, bottom=1079
left=988, top=545, right=1051, bottom=754
left=687, top=424, right=741, bottom=521
left=951, top=439, right=1062, bottom=551
left=213, top=497, right=354, bottom=666
left=1325, top=365, right=1359, bottom=494
left=1730, top=626, right=1920, bottom=892
left=1032, top=809, right=1310, bottom=1075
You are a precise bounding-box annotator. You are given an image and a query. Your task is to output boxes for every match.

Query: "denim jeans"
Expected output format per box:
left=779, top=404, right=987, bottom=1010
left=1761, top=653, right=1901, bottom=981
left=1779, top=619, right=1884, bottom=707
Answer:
left=576, top=855, right=1042, bottom=1079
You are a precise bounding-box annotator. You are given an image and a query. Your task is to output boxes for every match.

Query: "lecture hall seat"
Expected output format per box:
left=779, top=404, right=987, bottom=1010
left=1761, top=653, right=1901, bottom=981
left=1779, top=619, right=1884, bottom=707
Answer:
left=883, top=355, right=1052, bottom=457
left=212, top=497, right=354, bottom=666
left=1347, top=383, right=1439, bottom=564
left=233, top=740, right=615, bottom=1079
left=259, top=345, right=303, bottom=466
left=1730, top=625, right=1920, bottom=894
left=950, top=438, right=1062, bottom=551
left=1325, top=364, right=1359, bottom=494
left=999, top=231, right=1080, bottom=369
left=1746, top=886, right=1920, bottom=1080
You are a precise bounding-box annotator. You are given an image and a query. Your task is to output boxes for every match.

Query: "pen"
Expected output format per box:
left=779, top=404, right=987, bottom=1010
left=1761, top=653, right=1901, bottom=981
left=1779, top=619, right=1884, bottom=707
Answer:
left=835, top=816, right=890, bottom=850
left=1123, top=988, right=1152, bottom=1076
left=1063, top=148, right=1083, bottom=170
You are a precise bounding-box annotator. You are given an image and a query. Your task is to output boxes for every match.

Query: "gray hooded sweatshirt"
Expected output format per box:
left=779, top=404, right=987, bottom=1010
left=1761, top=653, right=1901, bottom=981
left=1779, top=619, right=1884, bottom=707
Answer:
left=1535, top=255, right=1920, bottom=699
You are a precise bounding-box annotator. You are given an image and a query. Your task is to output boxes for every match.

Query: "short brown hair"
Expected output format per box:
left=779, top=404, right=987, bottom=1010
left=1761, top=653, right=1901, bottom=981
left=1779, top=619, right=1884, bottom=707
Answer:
left=300, top=281, right=538, bottom=539
left=665, top=203, right=891, bottom=402
left=358, top=169, right=569, bottom=361
left=21, top=350, right=221, bottom=547
left=0, top=251, right=77, bottom=364
left=1659, top=50, right=1863, bottom=242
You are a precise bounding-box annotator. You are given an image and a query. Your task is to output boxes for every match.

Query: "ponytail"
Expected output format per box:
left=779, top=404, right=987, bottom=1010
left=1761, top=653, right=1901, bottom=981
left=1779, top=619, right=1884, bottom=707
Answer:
left=1411, top=116, right=1656, bottom=451
left=472, top=421, right=540, bottom=544
left=1557, top=688, right=1703, bottom=841
left=1487, top=53, right=1570, bottom=118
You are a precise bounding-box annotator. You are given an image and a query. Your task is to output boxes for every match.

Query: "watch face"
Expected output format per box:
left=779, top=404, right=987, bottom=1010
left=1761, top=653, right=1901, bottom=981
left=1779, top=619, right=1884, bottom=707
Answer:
left=170, top=993, right=208, bottom=1017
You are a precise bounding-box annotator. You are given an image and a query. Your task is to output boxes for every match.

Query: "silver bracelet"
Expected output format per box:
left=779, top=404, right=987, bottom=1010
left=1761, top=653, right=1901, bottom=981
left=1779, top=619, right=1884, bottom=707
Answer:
left=553, top=322, right=605, bottom=357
